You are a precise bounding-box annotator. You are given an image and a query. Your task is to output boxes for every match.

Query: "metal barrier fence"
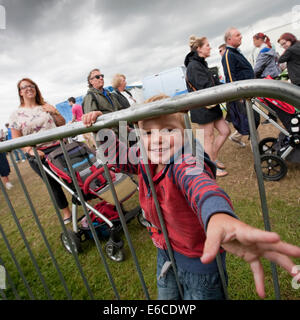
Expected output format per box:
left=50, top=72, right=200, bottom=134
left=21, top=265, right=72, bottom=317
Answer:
left=0, top=79, right=299, bottom=300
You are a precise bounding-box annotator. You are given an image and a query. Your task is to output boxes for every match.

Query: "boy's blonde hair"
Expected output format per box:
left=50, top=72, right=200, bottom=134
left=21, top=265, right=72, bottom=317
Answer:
left=138, top=93, right=186, bottom=129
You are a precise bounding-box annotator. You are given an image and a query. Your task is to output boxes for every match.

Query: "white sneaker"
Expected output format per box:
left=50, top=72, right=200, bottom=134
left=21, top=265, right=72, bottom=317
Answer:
left=229, top=136, right=246, bottom=147
left=5, top=182, right=13, bottom=190
left=22, top=159, right=26, bottom=162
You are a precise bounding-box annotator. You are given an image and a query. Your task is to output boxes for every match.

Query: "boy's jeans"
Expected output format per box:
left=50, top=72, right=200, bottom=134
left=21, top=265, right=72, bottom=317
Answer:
left=156, top=250, right=227, bottom=300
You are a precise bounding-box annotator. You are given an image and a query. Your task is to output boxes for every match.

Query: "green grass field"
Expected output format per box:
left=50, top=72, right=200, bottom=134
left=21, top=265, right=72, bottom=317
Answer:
left=0, top=121, right=299, bottom=300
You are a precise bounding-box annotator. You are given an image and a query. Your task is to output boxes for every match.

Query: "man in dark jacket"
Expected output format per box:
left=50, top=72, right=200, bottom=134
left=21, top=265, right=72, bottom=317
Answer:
left=222, top=28, right=259, bottom=147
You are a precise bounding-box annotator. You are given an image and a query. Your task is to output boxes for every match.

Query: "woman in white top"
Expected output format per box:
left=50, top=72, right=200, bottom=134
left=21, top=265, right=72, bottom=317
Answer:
left=111, top=74, right=136, bottom=109
left=9, top=78, right=72, bottom=224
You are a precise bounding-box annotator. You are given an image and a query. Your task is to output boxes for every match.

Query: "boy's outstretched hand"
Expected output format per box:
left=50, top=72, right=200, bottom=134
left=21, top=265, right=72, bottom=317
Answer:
left=201, top=213, right=300, bottom=298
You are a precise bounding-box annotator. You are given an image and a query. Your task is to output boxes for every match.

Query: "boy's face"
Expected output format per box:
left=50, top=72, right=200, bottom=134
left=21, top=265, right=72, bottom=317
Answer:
left=138, top=114, right=184, bottom=166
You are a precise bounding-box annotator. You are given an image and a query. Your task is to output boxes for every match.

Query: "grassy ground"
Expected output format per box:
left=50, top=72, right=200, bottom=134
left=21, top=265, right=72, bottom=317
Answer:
left=0, top=119, right=299, bottom=300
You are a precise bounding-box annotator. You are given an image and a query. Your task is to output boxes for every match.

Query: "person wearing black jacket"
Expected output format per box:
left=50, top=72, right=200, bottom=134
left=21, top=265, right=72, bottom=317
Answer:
left=222, top=27, right=260, bottom=146
left=184, top=36, right=230, bottom=177
left=278, top=33, right=300, bottom=86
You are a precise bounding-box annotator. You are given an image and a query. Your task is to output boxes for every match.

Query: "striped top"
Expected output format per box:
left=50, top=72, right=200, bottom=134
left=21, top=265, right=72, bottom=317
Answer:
left=100, top=129, right=236, bottom=270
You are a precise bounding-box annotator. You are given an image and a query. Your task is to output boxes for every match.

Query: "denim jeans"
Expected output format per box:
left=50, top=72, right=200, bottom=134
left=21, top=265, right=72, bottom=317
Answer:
left=14, top=149, right=26, bottom=161
left=156, top=250, right=227, bottom=300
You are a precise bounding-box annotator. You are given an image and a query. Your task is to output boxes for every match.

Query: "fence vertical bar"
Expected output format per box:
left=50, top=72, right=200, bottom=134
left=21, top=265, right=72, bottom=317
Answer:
left=0, top=255, right=21, bottom=300
left=134, top=124, right=184, bottom=300
left=9, top=152, right=73, bottom=300
left=94, top=133, right=150, bottom=300
left=58, top=140, right=121, bottom=300
left=0, top=224, right=35, bottom=299
left=0, top=174, right=52, bottom=299
left=32, top=147, right=95, bottom=299
left=245, top=99, right=281, bottom=299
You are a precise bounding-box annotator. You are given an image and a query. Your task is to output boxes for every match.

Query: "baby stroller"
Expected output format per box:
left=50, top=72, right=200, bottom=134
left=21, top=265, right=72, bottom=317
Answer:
left=252, top=90, right=300, bottom=181
left=45, top=140, right=144, bottom=262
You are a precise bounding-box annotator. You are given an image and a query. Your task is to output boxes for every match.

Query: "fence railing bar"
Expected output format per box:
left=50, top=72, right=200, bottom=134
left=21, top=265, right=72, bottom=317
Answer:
left=94, top=134, right=150, bottom=300
left=0, top=223, right=35, bottom=299
left=1, top=80, right=300, bottom=154
left=133, top=124, right=184, bottom=299
left=246, top=99, right=281, bottom=299
left=0, top=255, right=21, bottom=300
left=58, top=140, right=120, bottom=300
left=9, top=152, right=73, bottom=300
left=32, top=147, right=94, bottom=300
left=0, top=173, right=52, bottom=299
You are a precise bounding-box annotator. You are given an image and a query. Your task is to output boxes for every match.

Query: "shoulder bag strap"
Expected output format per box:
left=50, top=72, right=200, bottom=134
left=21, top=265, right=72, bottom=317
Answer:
left=225, top=49, right=233, bottom=82
left=185, top=76, right=197, bottom=91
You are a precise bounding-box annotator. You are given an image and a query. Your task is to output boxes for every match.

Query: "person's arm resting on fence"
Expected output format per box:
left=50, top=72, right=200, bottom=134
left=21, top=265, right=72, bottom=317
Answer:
left=82, top=111, right=138, bottom=175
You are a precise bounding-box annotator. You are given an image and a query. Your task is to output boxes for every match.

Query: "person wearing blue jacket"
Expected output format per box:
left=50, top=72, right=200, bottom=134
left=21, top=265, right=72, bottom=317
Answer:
left=222, top=27, right=260, bottom=146
left=253, top=33, right=281, bottom=124
left=253, top=33, right=281, bottom=79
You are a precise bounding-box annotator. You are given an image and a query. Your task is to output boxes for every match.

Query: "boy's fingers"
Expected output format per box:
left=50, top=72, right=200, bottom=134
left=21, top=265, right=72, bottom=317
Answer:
left=236, top=225, right=280, bottom=245
left=259, top=241, right=300, bottom=258
left=250, top=260, right=265, bottom=298
left=201, top=228, right=223, bottom=264
left=263, top=251, right=297, bottom=275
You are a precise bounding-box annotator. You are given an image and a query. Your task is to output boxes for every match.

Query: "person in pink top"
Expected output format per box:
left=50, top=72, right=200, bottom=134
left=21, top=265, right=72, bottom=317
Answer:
left=68, top=96, right=95, bottom=149
left=68, top=97, right=83, bottom=122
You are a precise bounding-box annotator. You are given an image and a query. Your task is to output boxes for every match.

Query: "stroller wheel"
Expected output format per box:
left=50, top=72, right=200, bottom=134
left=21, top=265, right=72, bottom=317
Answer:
left=137, top=209, right=151, bottom=228
left=105, top=241, right=125, bottom=262
left=260, top=154, right=287, bottom=181
left=259, top=137, right=277, bottom=155
left=61, top=230, right=82, bottom=254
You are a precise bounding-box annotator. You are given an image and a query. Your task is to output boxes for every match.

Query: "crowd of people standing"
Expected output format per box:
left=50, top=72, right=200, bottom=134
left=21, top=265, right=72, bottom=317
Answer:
left=185, top=28, right=300, bottom=177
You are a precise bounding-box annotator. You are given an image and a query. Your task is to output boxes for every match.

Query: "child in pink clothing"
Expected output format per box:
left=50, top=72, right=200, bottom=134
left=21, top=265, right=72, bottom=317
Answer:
left=68, top=97, right=83, bottom=122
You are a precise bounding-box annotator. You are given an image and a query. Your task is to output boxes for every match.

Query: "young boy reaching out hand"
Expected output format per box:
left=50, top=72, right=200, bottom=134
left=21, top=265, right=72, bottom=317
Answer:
left=82, top=94, right=300, bottom=300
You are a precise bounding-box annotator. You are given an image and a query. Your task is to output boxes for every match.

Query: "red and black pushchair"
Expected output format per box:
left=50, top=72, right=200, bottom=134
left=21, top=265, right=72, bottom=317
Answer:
left=44, top=140, right=145, bottom=262
left=252, top=79, right=300, bottom=180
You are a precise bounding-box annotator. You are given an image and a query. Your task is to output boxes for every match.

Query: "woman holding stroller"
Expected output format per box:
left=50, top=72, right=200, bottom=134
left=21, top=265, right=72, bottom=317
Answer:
left=9, top=78, right=72, bottom=224
left=278, top=33, right=300, bottom=87
left=184, top=36, right=230, bottom=177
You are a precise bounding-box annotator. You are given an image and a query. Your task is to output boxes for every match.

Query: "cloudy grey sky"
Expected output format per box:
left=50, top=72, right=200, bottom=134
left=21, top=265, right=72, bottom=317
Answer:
left=0, top=0, right=300, bottom=129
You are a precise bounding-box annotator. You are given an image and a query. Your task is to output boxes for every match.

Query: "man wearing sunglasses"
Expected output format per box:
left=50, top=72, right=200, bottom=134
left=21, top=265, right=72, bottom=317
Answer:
left=82, top=68, right=123, bottom=117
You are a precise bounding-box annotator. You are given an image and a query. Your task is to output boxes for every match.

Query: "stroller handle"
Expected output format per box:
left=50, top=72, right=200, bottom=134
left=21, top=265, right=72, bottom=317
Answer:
left=83, top=164, right=115, bottom=194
